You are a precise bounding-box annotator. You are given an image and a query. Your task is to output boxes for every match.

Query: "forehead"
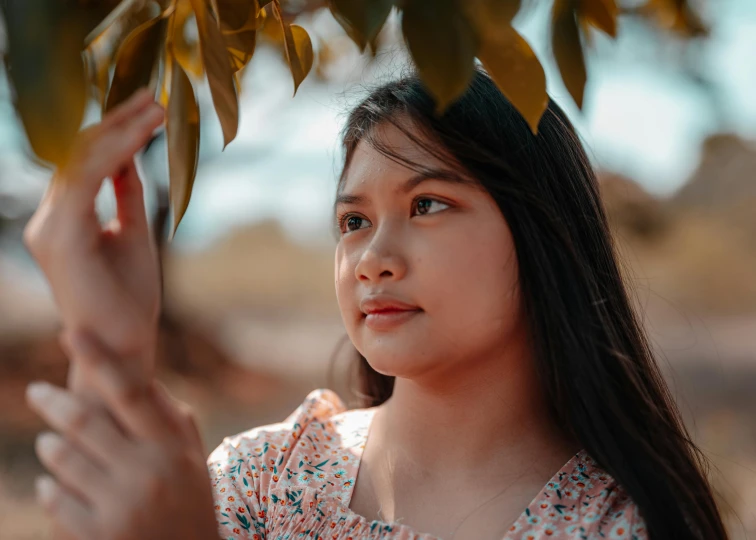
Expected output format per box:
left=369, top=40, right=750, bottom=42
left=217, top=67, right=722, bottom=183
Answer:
left=340, top=121, right=458, bottom=192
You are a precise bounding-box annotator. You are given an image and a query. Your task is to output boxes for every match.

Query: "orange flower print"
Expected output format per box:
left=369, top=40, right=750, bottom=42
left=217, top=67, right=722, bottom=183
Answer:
left=272, top=474, right=280, bottom=482
left=225, top=508, right=231, bottom=512
left=247, top=490, right=253, bottom=497
left=228, top=496, right=235, bottom=502
left=220, top=488, right=226, bottom=493
left=258, top=511, right=266, bottom=518
left=261, top=495, right=267, bottom=503
left=238, top=507, right=245, bottom=514
left=246, top=471, right=253, bottom=477
left=214, top=505, right=220, bottom=510
left=233, top=528, right=240, bottom=534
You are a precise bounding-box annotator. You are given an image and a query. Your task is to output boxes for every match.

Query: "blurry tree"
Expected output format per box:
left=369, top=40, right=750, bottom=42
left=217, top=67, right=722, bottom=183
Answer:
left=0, top=0, right=712, bottom=235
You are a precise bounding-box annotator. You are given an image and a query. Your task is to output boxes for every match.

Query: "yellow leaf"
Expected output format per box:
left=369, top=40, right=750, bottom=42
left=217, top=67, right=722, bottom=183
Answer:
left=401, top=0, right=477, bottom=113
left=215, top=0, right=259, bottom=31
left=166, top=61, right=201, bottom=238
left=478, top=26, right=548, bottom=135
left=159, top=52, right=172, bottom=107
left=190, top=0, right=239, bottom=148
left=277, top=8, right=314, bottom=96
left=551, top=0, right=587, bottom=110
left=579, top=0, right=617, bottom=37
left=2, top=1, right=91, bottom=166
left=171, top=0, right=204, bottom=78
left=85, top=0, right=152, bottom=47
left=221, top=5, right=259, bottom=72
left=463, top=0, right=521, bottom=39
left=105, top=14, right=167, bottom=114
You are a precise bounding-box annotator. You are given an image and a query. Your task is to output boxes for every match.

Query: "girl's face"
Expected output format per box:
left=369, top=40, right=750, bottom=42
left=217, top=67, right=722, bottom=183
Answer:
left=334, top=121, right=524, bottom=380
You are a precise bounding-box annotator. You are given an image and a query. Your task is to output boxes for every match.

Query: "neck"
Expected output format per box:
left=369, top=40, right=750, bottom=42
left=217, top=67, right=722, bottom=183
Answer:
left=370, top=332, right=578, bottom=483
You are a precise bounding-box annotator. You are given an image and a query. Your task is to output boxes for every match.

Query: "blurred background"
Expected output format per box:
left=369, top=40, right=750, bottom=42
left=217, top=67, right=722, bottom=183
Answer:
left=1, top=1, right=755, bottom=538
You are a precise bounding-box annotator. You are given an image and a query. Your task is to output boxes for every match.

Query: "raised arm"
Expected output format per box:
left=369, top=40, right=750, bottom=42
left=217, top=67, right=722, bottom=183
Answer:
left=24, top=88, right=164, bottom=397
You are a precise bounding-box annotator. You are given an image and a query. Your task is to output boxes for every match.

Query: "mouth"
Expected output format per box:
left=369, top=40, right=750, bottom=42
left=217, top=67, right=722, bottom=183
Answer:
left=362, top=308, right=422, bottom=331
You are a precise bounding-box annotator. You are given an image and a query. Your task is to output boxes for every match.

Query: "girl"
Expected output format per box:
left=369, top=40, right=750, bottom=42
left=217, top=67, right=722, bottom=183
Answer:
left=23, top=68, right=728, bottom=539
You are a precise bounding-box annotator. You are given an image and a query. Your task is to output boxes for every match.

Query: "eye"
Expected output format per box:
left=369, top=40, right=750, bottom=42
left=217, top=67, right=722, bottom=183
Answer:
left=338, top=214, right=371, bottom=234
left=413, top=197, right=449, bottom=216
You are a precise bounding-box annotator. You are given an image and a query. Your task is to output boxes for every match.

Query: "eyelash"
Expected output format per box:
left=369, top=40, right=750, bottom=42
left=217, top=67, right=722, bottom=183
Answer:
left=336, top=196, right=450, bottom=234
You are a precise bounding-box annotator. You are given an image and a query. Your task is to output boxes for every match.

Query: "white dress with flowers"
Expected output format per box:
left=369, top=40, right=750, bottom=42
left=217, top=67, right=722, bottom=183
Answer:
left=207, top=389, right=647, bottom=539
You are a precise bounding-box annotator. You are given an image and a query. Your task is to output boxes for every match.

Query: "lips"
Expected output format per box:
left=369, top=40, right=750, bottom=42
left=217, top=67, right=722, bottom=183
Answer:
left=359, top=295, right=422, bottom=331
left=359, top=295, right=421, bottom=316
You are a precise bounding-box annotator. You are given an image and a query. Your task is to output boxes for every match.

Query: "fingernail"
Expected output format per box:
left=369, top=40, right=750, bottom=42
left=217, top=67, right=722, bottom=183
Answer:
left=26, top=381, right=52, bottom=405
left=36, top=432, right=61, bottom=456
left=35, top=475, right=56, bottom=506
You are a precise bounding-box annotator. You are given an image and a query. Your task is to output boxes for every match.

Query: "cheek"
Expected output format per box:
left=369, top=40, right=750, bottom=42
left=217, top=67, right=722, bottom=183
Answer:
left=334, top=244, right=357, bottom=316
left=424, top=224, right=520, bottom=332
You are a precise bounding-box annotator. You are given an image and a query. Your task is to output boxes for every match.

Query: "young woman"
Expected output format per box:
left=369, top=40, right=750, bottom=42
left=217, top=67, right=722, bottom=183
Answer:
left=23, top=68, right=728, bottom=539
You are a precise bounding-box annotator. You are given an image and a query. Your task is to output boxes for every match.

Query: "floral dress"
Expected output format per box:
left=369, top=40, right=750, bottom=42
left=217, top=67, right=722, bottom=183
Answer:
left=207, top=389, right=648, bottom=539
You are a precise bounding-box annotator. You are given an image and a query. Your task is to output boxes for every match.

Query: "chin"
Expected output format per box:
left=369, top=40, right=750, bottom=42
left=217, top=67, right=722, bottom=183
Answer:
left=358, top=342, right=436, bottom=379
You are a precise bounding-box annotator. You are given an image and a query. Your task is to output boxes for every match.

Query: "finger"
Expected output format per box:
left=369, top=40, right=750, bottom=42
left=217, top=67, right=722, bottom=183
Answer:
left=66, top=330, right=176, bottom=442
left=100, top=87, right=155, bottom=129
left=26, top=381, right=132, bottom=468
left=35, top=431, right=109, bottom=505
left=36, top=474, right=98, bottom=540
left=113, top=158, right=149, bottom=232
left=63, top=103, right=164, bottom=216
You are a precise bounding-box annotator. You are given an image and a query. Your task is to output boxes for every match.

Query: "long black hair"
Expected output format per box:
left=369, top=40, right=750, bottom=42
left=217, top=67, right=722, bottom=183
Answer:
left=333, top=66, right=728, bottom=539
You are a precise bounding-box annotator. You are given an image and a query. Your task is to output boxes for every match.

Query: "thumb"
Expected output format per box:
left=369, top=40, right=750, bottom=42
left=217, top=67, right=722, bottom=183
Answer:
left=113, top=159, right=149, bottom=232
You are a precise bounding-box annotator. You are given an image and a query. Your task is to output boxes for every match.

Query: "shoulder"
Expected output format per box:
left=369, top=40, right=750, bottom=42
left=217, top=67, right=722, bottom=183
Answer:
left=206, top=389, right=356, bottom=538
left=207, top=388, right=348, bottom=467
left=206, top=387, right=368, bottom=497
left=510, top=450, right=648, bottom=539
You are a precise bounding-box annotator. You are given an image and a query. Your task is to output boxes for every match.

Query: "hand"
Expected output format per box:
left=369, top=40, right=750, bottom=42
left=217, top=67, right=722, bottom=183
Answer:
left=25, top=330, right=219, bottom=540
left=23, top=88, right=165, bottom=386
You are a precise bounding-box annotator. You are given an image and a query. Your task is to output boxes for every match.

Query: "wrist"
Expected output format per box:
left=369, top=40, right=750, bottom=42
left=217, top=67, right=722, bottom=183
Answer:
left=66, top=330, right=158, bottom=397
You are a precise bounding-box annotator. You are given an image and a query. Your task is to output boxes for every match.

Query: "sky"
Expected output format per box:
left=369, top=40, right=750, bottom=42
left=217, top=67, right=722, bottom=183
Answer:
left=1, top=1, right=755, bottom=252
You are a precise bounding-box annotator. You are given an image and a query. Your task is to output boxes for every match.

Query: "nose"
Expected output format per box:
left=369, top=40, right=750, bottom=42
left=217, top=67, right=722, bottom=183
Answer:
left=354, top=228, right=407, bottom=283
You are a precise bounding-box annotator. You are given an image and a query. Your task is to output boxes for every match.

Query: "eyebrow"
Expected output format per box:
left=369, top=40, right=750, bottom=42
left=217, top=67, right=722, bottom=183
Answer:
left=334, top=169, right=474, bottom=210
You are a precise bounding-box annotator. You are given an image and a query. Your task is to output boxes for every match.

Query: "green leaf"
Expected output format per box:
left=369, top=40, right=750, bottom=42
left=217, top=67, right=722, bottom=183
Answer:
left=401, top=0, right=478, bottom=113
left=166, top=61, right=200, bottom=237
left=191, top=0, right=239, bottom=147
left=551, top=0, right=587, bottom=109
left=329, top=0, right=394, bottom=52
left=478, top=26, right=548, bottom=135
left=579, top=0, right=617, bottom=37
left=105, top=14, right=167, bottom=113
